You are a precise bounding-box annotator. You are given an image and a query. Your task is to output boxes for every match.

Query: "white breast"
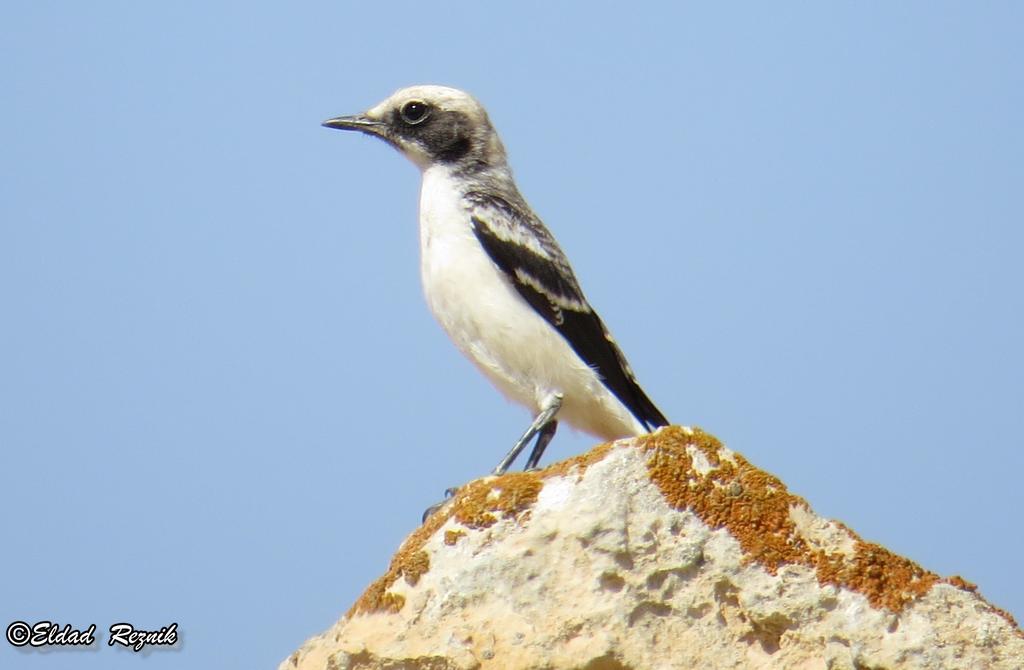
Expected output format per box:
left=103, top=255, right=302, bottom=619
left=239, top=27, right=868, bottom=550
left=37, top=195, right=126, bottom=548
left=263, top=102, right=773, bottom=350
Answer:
left=417, top=166, right=644, bottom=440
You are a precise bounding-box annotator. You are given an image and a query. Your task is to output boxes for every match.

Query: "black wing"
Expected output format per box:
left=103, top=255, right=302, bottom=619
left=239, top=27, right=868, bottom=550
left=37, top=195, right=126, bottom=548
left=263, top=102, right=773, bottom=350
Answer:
left=467, top=194, right=668, bottom=430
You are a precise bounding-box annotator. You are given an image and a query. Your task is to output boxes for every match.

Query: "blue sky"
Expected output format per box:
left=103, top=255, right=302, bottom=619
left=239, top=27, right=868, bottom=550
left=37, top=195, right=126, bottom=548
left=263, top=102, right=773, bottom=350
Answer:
left=2, top=2, right=1022, bottom=668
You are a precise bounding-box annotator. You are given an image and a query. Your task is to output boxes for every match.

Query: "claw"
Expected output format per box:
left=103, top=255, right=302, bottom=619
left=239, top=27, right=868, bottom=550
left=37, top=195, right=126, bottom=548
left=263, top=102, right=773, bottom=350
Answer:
left=421, top=486, right=459, bottom=523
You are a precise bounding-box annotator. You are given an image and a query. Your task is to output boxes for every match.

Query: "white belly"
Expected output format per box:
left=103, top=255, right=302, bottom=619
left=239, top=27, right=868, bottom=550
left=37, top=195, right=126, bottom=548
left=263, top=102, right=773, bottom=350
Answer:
left=417, top=166, right=644, bottom=440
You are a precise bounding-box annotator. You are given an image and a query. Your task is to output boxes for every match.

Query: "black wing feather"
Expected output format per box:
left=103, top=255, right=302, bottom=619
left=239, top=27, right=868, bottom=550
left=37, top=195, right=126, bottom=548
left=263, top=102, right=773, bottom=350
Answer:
left=470, top=212, right=669, bottom=431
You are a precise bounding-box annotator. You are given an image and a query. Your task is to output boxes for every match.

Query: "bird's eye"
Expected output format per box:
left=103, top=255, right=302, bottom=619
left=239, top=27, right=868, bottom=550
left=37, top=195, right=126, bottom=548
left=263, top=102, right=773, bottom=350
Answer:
left=399, top=100, right=431, bottom=125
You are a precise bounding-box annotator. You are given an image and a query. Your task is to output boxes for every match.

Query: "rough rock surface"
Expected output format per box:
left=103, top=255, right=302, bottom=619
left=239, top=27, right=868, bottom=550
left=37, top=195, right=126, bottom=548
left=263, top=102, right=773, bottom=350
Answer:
left=282, top=427, right=1022, bottom=670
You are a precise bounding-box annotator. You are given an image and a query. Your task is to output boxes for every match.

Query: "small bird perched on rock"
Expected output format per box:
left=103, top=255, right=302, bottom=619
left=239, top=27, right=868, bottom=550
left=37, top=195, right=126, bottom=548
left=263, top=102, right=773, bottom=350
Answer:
left=323, top=85, right=668, bottom=482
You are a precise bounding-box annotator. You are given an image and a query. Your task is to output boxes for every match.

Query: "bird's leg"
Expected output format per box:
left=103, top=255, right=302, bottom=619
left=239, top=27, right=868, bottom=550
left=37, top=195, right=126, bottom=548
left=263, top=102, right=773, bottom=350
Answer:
left=524, top=420, right=558, bottom=471
left=422, top=394, right=563, bottom=523
left=492, top=393, right=563, bottom=475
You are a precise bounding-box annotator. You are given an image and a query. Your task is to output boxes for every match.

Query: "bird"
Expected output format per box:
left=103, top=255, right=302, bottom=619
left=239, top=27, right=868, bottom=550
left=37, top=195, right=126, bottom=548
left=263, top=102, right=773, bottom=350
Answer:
left=323, top=85, right=669, bottom=483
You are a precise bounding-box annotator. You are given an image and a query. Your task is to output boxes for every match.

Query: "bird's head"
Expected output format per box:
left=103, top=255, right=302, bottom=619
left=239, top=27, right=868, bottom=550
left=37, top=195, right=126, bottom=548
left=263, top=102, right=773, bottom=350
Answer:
left=323, top=85, right=508, bottom=172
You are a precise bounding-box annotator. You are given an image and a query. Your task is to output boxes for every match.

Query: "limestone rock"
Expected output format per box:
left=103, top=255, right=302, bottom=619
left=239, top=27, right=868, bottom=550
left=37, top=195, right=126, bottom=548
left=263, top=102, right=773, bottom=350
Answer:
left=282, top=427, right=1022, bottom=670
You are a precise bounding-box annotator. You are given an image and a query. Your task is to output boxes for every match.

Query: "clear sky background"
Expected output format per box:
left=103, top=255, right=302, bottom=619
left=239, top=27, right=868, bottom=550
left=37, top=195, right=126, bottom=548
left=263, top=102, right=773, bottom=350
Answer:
left=2, top=3, right=1022, bottom=668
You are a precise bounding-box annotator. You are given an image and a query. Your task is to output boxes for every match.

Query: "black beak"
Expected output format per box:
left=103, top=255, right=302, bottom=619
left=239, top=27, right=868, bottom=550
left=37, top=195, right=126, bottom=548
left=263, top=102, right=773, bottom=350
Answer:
left=321, top=114, right=386, bottom=136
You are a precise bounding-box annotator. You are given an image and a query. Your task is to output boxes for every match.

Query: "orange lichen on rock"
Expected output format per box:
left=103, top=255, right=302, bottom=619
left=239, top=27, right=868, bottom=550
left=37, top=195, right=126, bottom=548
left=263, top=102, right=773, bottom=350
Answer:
left=347, top=470, right=543, bottom=616
left=451, top=472, right=543, bottom=529
left=347, top=504, right=450, bottom=616
left=643, top=426, right=806, bottom=574
left=816, top=539, right=938, bottom=611
left=348, top=437, right=632, bottom=617
left=349, top=425, right=1017, bottom=631
left=538, top=439, right=618, bottom=481
left=946, top=574, right=978, bottom=592
left=399, top=550, right=430, bottom=586
left=443, top=529, right=466, bottom=546
left=641, top=426, right=945, bottom=612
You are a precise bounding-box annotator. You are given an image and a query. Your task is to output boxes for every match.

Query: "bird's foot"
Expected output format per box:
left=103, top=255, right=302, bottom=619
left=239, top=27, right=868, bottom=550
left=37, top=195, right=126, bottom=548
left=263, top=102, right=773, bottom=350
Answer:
left=421, top=487, right=458, bottom=523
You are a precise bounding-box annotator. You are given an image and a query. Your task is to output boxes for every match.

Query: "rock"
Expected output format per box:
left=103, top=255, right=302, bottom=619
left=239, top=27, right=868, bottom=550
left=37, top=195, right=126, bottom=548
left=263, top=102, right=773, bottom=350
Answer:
left=281, top=426, right=1022, bottom=670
